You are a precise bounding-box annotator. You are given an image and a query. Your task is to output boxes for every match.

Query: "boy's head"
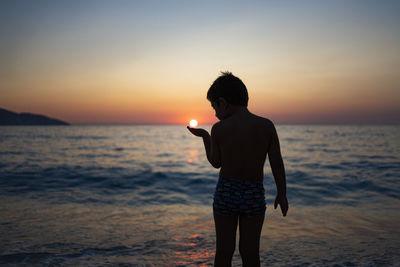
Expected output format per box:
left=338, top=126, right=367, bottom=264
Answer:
left=207, top=72, right=249, bottom=107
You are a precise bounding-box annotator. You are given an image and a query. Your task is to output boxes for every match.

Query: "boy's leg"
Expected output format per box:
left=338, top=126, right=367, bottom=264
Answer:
left=213, top=210, right=238, bottom=267
left=238, top=213, right=265, bottom=267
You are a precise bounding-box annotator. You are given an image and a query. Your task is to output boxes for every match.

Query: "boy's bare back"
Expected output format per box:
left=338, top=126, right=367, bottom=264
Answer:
left=187, top=71, right=287, bottom=216
left=212, top=109, right=278, bottom=182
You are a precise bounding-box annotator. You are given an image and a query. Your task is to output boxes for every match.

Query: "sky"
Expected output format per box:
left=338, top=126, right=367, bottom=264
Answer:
left=0, top=0, right=399, bottom=125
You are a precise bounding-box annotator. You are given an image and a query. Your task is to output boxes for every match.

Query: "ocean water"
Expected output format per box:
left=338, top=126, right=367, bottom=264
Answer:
left=0, top=125, right=399, bottom=266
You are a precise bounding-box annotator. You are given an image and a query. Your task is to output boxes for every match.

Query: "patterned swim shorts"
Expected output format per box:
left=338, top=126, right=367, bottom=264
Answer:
left=213, top=178, right=266, bottom=217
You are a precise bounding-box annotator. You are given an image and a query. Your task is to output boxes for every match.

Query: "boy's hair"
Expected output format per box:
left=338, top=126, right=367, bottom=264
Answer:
left=207, top=71, right=249, bottom=107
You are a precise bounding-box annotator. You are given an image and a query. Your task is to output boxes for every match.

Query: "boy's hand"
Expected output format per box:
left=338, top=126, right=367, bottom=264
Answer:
left=274, top=195, right=288, bottom=216
left=187, top=126, right=208, bottom=138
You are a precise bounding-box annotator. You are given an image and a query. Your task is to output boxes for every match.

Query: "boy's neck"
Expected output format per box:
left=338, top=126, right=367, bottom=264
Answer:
left=227, top=105, right=249, bottom=117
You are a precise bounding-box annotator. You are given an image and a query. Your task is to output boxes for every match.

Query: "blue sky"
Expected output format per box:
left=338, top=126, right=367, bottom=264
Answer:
left=1, top=0, right=399, bottom=124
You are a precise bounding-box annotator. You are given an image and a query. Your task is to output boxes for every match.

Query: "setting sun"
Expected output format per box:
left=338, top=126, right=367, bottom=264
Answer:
left=189, top=119, right=198, bottom=127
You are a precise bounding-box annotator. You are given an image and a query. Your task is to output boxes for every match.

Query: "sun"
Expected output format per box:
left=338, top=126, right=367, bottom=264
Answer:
left=189, top=119, right=198, bottom=127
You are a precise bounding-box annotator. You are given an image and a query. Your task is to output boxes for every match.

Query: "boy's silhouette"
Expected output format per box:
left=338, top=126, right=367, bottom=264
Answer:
left=187, top=72, right=288, bottom=267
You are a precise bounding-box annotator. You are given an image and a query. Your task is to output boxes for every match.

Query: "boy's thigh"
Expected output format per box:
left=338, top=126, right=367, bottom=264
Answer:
left=213, top=211, right=239, bottom=246
left=238, top=214, right=265, bottom=246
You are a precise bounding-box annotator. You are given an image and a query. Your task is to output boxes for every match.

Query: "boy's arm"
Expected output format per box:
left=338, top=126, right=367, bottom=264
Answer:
left=201, top=126, right=221, bottom=168
left=187, top=125, right=221, bottom=168
left=268, top=124, right=288, bottom=216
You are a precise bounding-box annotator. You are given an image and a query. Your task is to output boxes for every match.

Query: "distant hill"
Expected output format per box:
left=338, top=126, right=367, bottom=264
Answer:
left=0, top=107, right=70, bottom=125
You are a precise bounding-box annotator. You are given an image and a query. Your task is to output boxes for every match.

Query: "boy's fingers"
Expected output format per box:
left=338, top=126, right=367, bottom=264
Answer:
left=281, top=202, right=288, bottom=216
left=282, top=206, right=287, bottom=216
left=187, top=126, right=196, bottom=134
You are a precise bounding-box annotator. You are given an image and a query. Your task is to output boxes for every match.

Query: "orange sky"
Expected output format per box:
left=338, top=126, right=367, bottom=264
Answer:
left=1, top=1, right=399, bottom=124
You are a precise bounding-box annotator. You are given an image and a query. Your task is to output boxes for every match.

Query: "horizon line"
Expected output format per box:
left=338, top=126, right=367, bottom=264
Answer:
left=5, top=122, right=397, bottom=126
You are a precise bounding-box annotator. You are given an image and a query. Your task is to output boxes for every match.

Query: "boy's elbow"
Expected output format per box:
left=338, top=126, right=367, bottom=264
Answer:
left=209, top=158, right=221, bottom=168
left=211, top=162, right=221, bottom=169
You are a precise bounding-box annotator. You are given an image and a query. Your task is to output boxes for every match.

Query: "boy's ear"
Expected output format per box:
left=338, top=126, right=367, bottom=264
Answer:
left=218, top=97, right=228, bottom=108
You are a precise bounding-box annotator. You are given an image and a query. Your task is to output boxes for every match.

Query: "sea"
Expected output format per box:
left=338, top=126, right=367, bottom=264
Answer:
left=0, top=125, right=399, bottom=266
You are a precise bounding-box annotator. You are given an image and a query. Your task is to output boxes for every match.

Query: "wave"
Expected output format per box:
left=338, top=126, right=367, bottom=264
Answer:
left=1, top=162, right=399, bottom=208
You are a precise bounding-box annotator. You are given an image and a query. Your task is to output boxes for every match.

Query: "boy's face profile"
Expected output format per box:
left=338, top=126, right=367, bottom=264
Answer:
left=211, top=98, right=229, bottom=120
left=211, top=101, right=221, bottom=120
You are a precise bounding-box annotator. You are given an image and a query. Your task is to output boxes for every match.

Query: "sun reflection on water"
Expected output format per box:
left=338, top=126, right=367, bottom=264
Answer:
left=187, top=149, right=199, bottom=163
left=173, top=237, right=214, bottom=266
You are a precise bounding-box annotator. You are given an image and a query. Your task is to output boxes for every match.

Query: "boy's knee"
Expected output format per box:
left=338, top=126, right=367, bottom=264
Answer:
left=239, top=243, right=258, bottom=259
left=216, top=243, right=235, bottom=257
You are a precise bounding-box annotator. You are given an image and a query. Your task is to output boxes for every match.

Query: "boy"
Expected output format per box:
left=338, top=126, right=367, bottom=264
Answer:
left=187, top=72, right=288, bottom=267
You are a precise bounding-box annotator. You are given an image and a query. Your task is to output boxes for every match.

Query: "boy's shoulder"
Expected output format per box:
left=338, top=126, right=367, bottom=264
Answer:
left=211, top=120, right=223, bottom=133
left=212, top=114, right=275, bottom=133
left=211, top=120, right=228, bottom=137
left=252, top=113, right=274, bottom=126
left=250, top=114, right=276, bottom=134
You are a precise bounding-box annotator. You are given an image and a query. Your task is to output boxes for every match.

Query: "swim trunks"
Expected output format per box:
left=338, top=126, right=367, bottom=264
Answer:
left=213, top=178, right=266, bottom=217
